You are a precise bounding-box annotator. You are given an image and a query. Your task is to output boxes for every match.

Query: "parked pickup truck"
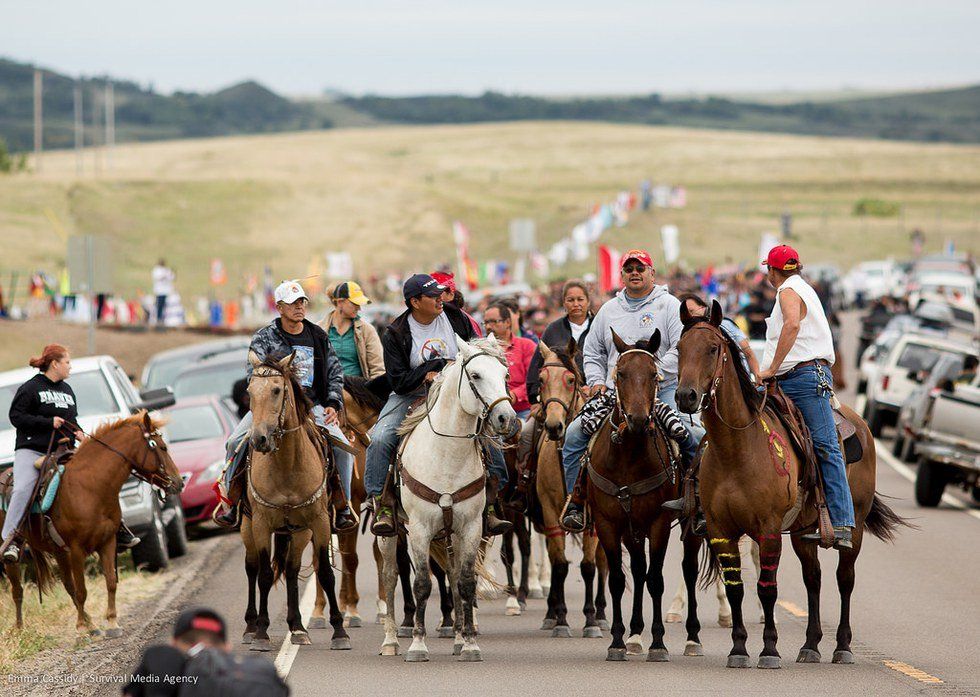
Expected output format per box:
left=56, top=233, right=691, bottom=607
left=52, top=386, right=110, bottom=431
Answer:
left=913, top=374, right=980, bottom=507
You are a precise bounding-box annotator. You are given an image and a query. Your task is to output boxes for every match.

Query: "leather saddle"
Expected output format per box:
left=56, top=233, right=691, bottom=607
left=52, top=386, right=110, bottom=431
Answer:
left=0, top=442, right=75, bottom=518
left=766, top=386, right=863, bottom=470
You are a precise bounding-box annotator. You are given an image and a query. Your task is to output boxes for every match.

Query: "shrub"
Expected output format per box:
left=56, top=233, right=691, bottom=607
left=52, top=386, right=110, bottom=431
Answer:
left=853, top=198, right=900, bottom=217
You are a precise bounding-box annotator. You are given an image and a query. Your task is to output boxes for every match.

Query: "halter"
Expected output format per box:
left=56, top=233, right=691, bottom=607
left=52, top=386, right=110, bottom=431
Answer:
left=74, top=420, right=178, bottom=492
left=249, top=365, right=306, bottom=452
left=539, top=361, right=582, bottom=427
left=422, top=350, right=513, bottom=442
left=611, top=347, right=661, bottom=430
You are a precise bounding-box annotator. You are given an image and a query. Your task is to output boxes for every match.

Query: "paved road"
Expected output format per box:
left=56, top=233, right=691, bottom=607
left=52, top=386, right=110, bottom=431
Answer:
left=147, top=312, right=980, bottom=696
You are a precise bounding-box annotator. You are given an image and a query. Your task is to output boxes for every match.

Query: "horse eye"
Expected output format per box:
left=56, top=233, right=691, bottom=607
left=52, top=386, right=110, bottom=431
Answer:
left=471, top=373, right=480, bottom=380
left=709, top=346, right=718, bottom=354
left=148, top=440, right=157, bottom=449
left=272, top=387, right=281, bottom=395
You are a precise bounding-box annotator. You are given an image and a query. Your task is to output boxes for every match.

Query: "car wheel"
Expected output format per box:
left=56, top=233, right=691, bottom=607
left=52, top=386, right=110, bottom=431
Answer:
left=972, top=485, right=980, bottom=505
left=914, top=459, right=947, bottom=507
left=900, top=439, right=916, bottom=463
left=866, top=402, right=884, bottom=438
left=165, top=497, right=189, bottom=559
left=131, top=498, right=170, bottom=572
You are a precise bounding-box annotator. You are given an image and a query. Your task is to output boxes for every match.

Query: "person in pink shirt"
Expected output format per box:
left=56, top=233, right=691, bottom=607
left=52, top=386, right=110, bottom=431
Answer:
left=483, top=302, right=536, bottom=418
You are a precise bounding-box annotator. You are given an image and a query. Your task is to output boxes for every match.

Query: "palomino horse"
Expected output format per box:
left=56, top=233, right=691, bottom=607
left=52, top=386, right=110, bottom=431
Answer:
left=241, top=352, right=349, bottom=652
left=378, top=335, right=517, bottom=662
left=532, top=340, right=608, bottom=637
left=588, top=330, right=703, bottom=662
left=0, top=412, right=183, bottom=635
left=676, top=301, right=907, bottom=668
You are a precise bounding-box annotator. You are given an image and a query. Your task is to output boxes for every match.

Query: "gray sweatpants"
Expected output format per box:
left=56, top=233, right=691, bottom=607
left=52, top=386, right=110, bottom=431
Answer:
left=2, top=449, right=44, bottom=541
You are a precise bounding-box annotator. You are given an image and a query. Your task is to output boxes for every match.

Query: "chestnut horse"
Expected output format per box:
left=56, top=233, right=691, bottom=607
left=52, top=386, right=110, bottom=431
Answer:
left=676, top=301, right=907, bottom=668
left=588, top=330, right=703, bottom=662
left=0, top=412, right=183, bottom=635
left=532, top=340, right=608, bottom=638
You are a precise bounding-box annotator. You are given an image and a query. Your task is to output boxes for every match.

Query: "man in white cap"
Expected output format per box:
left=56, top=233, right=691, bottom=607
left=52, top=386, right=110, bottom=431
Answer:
left=213, top=280, right=357, bottom=532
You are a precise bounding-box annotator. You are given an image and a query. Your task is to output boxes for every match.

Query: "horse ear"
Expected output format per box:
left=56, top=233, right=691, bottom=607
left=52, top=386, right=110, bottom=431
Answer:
left=611, top=329, right=629, bottom=355
left=141, top=410, right=152, bottom=429
left=248, top=350, right=261, bottom=367
left=455, top=334, right=472, bottom=358
left=278, top=352, right=295, bottom=371
left=539, top=342, right=555, bottom=362
left=710, top=299, right=723, bottom=327
left=679, top=301, right=695, bottom=328
left=565, top=337, right=578, bottom=358
left=646, top=329, right=662, bottom=355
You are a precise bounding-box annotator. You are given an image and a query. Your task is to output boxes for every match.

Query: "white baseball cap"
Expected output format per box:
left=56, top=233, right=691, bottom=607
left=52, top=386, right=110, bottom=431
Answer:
left=274, top=280, right=309, bottom=305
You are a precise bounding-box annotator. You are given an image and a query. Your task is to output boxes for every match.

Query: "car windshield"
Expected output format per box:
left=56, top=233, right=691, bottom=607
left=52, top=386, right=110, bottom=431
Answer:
left=164, top=404, right=225, bottom=443
left=173, top=363, right=245, bottom=400
left=0, top=369, right=118, bottom=432
left=143, top=357, right=188, bottom=390
left=897, top=343, right=970, bottom=374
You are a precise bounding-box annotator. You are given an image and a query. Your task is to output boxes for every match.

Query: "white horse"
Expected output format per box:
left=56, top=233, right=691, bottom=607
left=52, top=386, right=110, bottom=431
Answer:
left=378, top=336, right=517, bottom=663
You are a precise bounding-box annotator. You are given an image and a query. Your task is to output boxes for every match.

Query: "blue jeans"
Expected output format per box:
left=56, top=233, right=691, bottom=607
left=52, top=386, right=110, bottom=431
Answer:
left=778, top=364, right=855, bottom=528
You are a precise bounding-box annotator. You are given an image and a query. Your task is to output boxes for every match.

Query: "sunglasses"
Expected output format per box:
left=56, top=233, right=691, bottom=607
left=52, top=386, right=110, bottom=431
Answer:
left=622, top=264, right=648, bottom=274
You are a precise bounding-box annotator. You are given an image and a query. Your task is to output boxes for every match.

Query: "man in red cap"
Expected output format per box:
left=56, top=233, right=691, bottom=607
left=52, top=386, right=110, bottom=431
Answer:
left=759, top=245, right=855, bottom=548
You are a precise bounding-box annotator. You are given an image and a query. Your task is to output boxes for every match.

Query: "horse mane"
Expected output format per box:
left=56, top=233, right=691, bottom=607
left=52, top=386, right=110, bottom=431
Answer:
left=551, top=344, right=583, bottom=383
left=682, top=316, right=762, bottom=411
left=88, top=412, right=166, bottom=440
left=257, top=355, right=313, bottom=424
left=344, top=375, right=386, bottom=411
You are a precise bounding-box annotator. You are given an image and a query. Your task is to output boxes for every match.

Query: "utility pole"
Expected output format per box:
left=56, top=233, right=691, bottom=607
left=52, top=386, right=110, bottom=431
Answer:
left=91, top=87, right=102, bottom=175
left=33, top=69, right=43, bottom=172
left=74, top=83, right=84, bottom=176
left=104, top=81, right=114, bottom=170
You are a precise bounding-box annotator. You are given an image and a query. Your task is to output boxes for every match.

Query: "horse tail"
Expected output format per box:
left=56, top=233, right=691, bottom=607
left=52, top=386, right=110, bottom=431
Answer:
left=698, top=537, right=721, bottom=591
left=864, top=493, right=915, bottom=542
left=27, top=547, right=56, bottom=597
left=271, top=532, right=291, bottom=585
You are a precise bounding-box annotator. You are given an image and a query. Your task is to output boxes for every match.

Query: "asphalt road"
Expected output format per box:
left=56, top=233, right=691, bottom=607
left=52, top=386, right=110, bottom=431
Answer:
left=148, top=312, right=980, bottom=696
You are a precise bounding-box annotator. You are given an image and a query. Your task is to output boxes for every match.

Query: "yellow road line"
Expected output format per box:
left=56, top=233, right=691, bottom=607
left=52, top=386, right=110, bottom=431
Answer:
left=776, top=599, right=807, bottom=617
left=883, top=660, right=944, bottom=684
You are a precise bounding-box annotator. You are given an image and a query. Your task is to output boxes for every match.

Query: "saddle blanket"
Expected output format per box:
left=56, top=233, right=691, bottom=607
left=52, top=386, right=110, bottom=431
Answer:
left=0, top=464, right=64, bottom=515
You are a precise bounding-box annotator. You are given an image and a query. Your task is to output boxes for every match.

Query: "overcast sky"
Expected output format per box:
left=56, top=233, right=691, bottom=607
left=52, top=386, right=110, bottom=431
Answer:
left=5, top=1, right=979, bottom=96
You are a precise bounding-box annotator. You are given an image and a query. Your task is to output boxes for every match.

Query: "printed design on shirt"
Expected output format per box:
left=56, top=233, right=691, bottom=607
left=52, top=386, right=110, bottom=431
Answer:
left=291, top=346, right=315, bottom=388
left=38, top=390, right=75, bottom=409
left=420, top=338, right=449, bottom=362
left=639, top=312, right=654, bottom=327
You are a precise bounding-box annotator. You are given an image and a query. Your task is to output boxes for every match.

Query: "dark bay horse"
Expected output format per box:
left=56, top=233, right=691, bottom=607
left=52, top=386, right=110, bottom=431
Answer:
left=0, top=412, right=183, bottom=635
left=676, top=301, right=908, bottom=668
left=588, top=330, right=703, bottom=662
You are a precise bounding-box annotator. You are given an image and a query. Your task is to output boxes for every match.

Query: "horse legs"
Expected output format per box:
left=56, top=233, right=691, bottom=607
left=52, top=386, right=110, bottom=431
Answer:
left=547, top=535, right=570, bottom=637
left=312, top=533, right=351, bottom=650
left=744, top=536, right=767, bottom=624
left=595, top=544, right=609, bottom=631
left=537, top=531, right=552, bottom=596
left=339, top=532, right=362, bottom=627
left=833, top=528, right=861, bottom=665
left=240, top=517, right=259, bottom=644
left=501, top=529, right=520, bottom=615
left=643, top=525, right=670, bottom=662
left=250, top=542, right=275, bottom=651
left=378, top=535, right=400, bottom=655
left=404, top=529, right=432, bottom=662
left=601, top=532, right=628, bottom=661
left=791, top=533, right=823, bottom=662
left=681, top=533, right=704, bottom=656
left=432, top=559, right=455, bottom=637
left=755, top=533, right=782, bottom=668
left=710, top=536, right=749, bottom=668
left=97, top=540, right=122, bottom=638
left=625, top=540, right=647, bottom=655
left=68, top=545, right=97, bottom=636
left=581, top=533, right=601, bottom=637
left=285, top=533, right=311, bottom=645
left=516, top=519, right=531, bottom=610
left=716, top=575, right=733, bottom=627
left=373, top=538, right=386, bottom=623
left=455, top=520, right=483, bottom=661
left=4, top=560, right=24, bottom=630
left=396, top=536, right=416, bottom=638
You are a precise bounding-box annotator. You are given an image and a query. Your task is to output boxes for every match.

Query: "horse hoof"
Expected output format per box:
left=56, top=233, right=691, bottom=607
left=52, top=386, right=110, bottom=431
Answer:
left=529, top=588, right=544, bottom=599
left=582, top=626, right=603, bottom=639
left=453, top=642, right=463, bottom=656
left=551, top=625, right=572, bottom=638
left=606, top=647, right=627, bottom=662
left=718, top=614, right=733, bottom=628
left=727, top=654, right=750, bottom=669
left=540, top=618, right=557, bottom=630
left=541, top=585, right=550, bottom=596
left=397, top=626, right=413, bottom=638
left=241, top=632, right=254, bottom=645
left=308, top=617, right=327, bottom=630
left=88, top=628, right=103, bottom=638
left=438, top=626, right=455, bottom=639
left=684, top=642, right=704, bottom=657
left=105, top=628, right=124, bottom=639
left=625, top=637, right=643, bottom=655
left=459, top=648, right=482, bottom=662
left=598, top=619, right=610, bottom=632
left=331, top=636, right=352, bottom=650
left=832, top=650, right=855, bottom=665
left=665, top=612, right=682, bottom=623
left=348, top=615, right=362, bottom=628
left=647, top=648, right=670, bottom=662
left=797, top=649, right=821, bottom=663
left=405, top=649, right=429, bottom=663
left=505, top=607, right=522, bottom=616
left=380, top=643, right=400, bottom=656
left=250, top=638, right=272, bottom=652
left=757, top=655, right=781, bottom=669
left=291, top=631, right=312, bottom=646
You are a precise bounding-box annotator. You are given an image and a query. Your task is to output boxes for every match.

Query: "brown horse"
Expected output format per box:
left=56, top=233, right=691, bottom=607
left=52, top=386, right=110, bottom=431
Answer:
left=0, top=412, right=183, bottom=635
left=588, top=330, right=703, bottom=662
left=241, top=352, right=349, bottom=652
left=532, top=340, right=608, bottom=638
left=675, top=301, right=907, bottom=668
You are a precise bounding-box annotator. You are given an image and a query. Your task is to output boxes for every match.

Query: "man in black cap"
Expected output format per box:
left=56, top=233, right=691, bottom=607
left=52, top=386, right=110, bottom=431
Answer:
left=364, top=274, right=511, bottom=536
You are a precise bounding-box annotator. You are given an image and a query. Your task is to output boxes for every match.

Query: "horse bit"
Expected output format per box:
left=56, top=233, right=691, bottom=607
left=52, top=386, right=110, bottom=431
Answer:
left=422, top=350, right=513, bottom=442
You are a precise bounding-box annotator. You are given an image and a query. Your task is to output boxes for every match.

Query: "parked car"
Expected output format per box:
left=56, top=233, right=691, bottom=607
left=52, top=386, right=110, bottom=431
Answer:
left=141, top=337, right=251, bottom=390
left=862, top=333, right=976, bottom=437
left=892, top=353, right=966, bottom=463
left=163, top=395, right=237, bottom=525
left=842, top=260, right=903, bottom=307
left=0, top=356, right=180, bottom=570
left=172, top=350, right=248, bottom=402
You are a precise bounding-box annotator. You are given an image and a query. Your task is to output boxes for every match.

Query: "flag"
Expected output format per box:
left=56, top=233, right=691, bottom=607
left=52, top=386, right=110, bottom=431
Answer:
left=660, top=225, right=680, bottom=264
left=598, top=245, right=622, bottom=294
left=452, top=221, right=480, bottom=290
left=209, top=259, right=227, bottom=286
left=758, top=233, right=780, bottom=270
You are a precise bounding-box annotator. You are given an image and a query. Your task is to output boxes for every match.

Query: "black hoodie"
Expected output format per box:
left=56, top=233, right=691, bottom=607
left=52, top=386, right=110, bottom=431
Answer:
left=9, top=373, right=78, bottom=451
left=381, top=304, right=476, bottom=395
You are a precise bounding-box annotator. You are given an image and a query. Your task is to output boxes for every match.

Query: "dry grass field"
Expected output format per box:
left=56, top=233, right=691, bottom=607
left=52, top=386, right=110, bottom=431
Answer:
left=2, top=122, right=979, bottom=297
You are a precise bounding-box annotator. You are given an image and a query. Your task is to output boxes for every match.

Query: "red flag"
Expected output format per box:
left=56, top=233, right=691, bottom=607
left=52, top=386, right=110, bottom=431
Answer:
left=452, top=221, right=480, bottom=290
left=598, top=245, right=622, bottom=294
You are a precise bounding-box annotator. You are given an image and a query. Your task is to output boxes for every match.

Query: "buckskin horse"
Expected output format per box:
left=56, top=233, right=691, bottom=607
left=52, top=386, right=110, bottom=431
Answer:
left=0, top=412, right=183, bottom=636
left=240, top=352, right=349, bottom=652
left=675, top=301, right=908, bottom=669
left=530, top=340, right=608, bottom=638
left=588, top=330, right=703, bottom=662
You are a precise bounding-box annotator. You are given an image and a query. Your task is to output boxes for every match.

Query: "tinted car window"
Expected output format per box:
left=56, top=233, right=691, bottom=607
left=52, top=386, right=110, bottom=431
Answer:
left=897, top=344, right=968, bottom=374
left=0, top=384, right=18, bottom=431
left=164, top=404, right=225, bottom=443
left=67, top=370, right=120, bottom=417
left=144, top=357, right=187, bottom=391
left=173, top=363, right=246, bottom=400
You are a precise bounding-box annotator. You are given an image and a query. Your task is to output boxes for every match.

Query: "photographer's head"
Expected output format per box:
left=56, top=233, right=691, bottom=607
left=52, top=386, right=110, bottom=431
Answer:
left=171, top=607, right=229, bottom=653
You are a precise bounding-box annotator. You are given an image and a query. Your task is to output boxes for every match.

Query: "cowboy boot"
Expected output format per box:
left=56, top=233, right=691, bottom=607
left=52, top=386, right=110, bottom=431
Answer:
left=116, top=521, right=141, bottom=550
left=214, top=465, right=246, bottom=528
left=327, top=463, right=358, bottom=534
left=370, top=465, right=397, bottom=537
left=485, top=475, right=512, bottom=536
left=801, top=526, right=853, bottom=549
left=560, top=464, right=589, bottom=533
left=1, top=539, right=21, bottom=563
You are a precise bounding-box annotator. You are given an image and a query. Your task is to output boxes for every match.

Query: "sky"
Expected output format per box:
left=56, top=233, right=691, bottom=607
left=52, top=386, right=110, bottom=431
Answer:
left=4, top=1, right=979, bottom=97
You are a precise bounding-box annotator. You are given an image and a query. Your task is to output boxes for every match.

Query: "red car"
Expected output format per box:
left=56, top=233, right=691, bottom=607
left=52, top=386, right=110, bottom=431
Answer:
left=163, top=395, right=239, bottom=525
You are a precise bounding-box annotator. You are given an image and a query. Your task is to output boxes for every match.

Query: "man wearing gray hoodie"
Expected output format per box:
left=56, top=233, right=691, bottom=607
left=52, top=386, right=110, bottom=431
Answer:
left=561, top=250, right=700, bottom=531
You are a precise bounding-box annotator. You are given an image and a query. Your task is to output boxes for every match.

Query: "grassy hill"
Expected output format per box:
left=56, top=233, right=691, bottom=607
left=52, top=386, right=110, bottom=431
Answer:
left=2, top=121, right=978, bottom=301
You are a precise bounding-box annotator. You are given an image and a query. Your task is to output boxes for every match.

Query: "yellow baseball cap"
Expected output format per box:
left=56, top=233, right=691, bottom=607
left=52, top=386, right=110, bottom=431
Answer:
left=332, top=281, right=372, bottom=306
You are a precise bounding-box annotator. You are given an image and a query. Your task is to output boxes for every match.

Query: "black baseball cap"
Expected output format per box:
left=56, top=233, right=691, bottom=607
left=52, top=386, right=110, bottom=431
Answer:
left=403, top=273, right=446, bottom=300
left=173, top=607, right=227, bottom=642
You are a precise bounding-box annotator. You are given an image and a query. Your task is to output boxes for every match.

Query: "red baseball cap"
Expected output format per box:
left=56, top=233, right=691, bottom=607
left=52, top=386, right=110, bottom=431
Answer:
left=763, top=244, right=801, bottom=271
left=430, top=271, right=456, bottom=294
left=621, top=249, right=654, bottom=269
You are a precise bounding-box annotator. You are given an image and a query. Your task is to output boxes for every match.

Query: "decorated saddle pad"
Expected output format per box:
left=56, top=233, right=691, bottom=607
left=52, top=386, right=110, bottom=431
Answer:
left=0, top=463, right=65, bottom=515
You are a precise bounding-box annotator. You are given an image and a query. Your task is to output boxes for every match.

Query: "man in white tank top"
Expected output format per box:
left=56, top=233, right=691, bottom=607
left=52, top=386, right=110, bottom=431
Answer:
left=758, top=245, right=855, bottom=549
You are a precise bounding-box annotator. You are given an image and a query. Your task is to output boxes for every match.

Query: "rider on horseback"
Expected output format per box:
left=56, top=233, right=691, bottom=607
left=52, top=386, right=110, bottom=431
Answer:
left=213, top=280, right=358, bottom=533
left=757, top=245, right=855, bottom=548
left=364, top=274, right=512, bottom=537
left=560, top=250, right=700, bottom=532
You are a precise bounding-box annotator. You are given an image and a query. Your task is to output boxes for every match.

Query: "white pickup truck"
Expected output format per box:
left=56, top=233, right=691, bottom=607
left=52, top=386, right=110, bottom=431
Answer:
left=914, top=373, right=980, bottom=507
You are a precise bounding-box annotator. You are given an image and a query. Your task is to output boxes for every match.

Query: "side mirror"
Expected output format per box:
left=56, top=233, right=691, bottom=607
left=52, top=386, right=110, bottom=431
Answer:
left=134, top=386, right=176, bottom=413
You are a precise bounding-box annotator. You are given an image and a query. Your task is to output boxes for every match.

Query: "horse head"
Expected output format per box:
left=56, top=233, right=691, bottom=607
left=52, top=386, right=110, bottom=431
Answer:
left=247, top=350, right=305, bottom=453
left=676, top=298, right=725, bottom=414
left=134, top=411, right=184, bottom=495
left=538, top=339, right=581, bottom=441
left=611, top=328, right=661, bottom=434
left=455, top=334, right=517, bottom=437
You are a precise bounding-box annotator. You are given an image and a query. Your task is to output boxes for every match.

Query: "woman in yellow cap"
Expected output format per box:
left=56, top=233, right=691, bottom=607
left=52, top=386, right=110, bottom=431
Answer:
left=322, top=281, right=385, bottom=378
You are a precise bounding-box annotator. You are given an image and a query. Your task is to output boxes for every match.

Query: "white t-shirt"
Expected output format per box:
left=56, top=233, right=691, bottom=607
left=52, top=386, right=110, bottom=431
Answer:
left=152, top=265, right=175, bottom=296
left=408, top=312, right=459, bottom=369
left=569, top=318, right=588, bottom=343
left=762, top=274, right=836, bottom=375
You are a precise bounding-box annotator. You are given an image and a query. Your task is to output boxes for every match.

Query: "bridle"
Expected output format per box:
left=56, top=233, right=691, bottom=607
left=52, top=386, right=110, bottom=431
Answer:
left=682, top=322, right=767, bottom=431
left=611, top=348, right=661, bottom=430
left=75, top=420, right=178, bottom=492
left=539, top=361, right=582, bottom=428
left=423, top=350, right=513, bottom=441
left=249, top=365, right=305, bottom=452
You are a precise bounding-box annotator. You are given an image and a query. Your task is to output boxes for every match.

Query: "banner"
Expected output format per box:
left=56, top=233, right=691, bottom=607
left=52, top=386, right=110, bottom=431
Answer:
left=326, top=252, right=353, bottom=279
left=597, top=245, right=622, bottom=294
left=209, top=258, right=226, bottom=286
left=758, top=233, right=780, bottom=270
left=453, top=221, right=480, bottom=290
left=660, top=225, right=680, bottom=265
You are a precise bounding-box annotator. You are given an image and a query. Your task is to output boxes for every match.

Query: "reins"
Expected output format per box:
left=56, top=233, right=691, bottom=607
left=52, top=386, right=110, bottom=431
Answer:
left=249, top=366, right=306, bottom=452
left=420, top=351, right=513, bottom=443
left=68, top=419, right=177, bottom=492
left=539, top=361, right=583, bottom=429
